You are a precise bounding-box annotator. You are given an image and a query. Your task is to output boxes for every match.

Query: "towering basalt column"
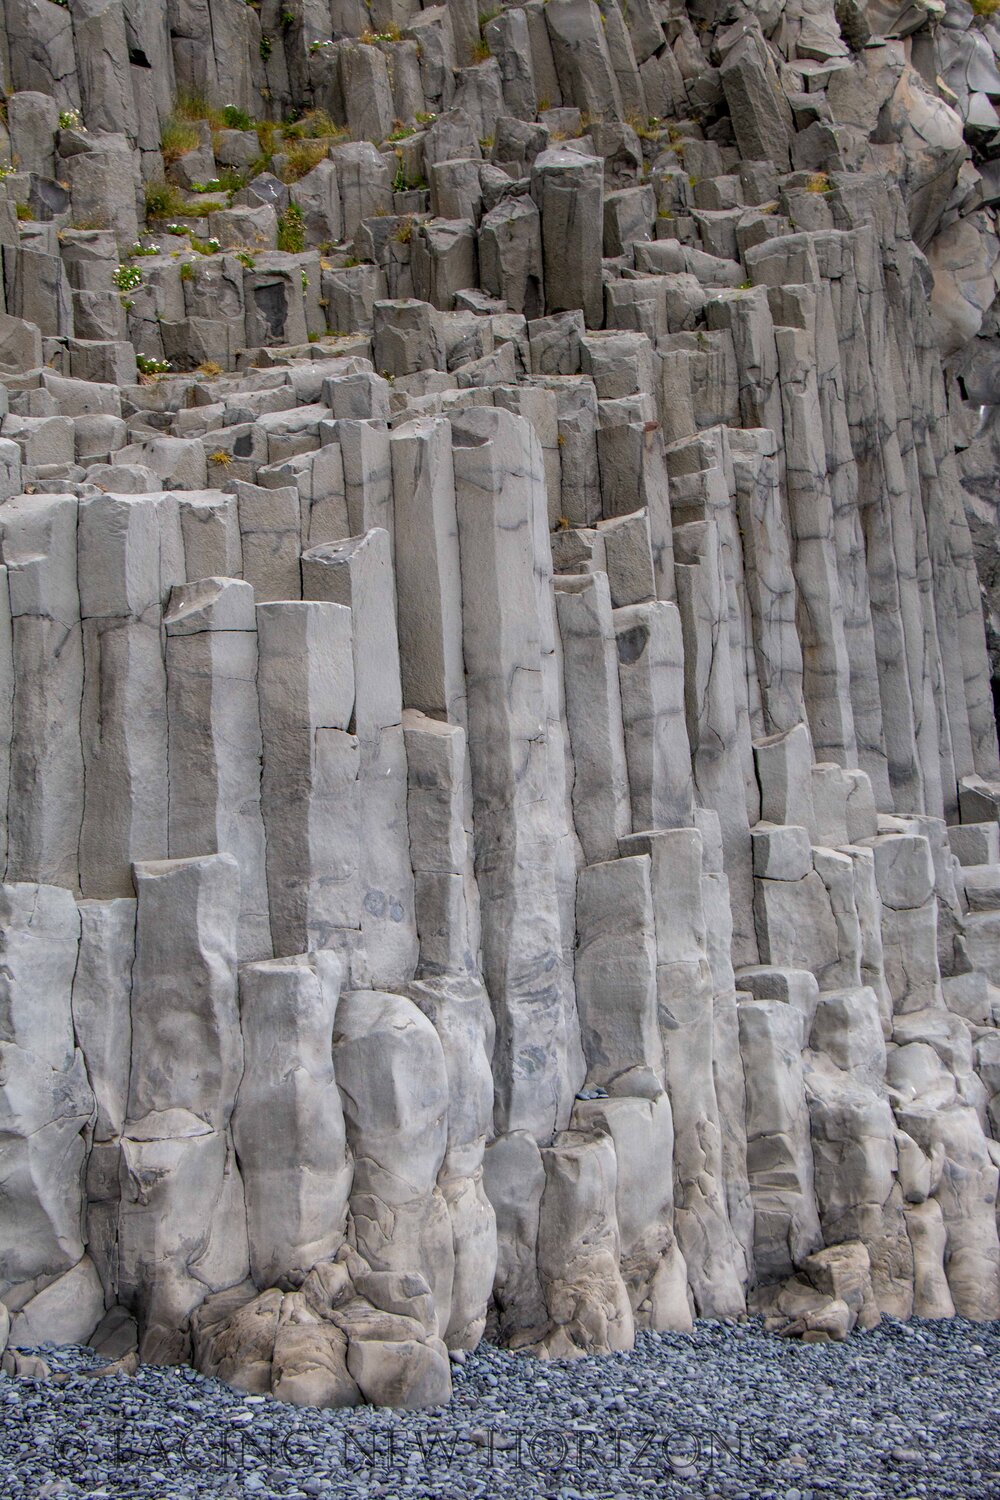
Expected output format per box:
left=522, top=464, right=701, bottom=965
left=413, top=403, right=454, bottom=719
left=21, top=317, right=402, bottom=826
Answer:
left=0, top=883, right=93, bottom=1294
left=72, top=895, right=134, bottom=1303
left=613, top=598, right=694, bottom=834
left=876, top=229, right=956, bottom=820
left=668, top=428, right=759, bottom=818
left=574, top=855, right=663, bottom=1091
left=771, top=319, right=859, bottom=772
left=697, top=806, right=755, bottom=1287
left=806, top=987, right=914, bottom=1318
left=673, top=515, right=757, bottom=965
left=739, top=997, right=823, bottom=1284
left=934, top=456, right=1000, bottom=789
left=868, top=831, right=943, bottom=1016
left=0, top=495, right=83, bottom=890
left=119, top=854, right=249, bottom=1363
left=554, top=572, right=632, bottom=862
left=402, top=710, right=481, bottom=980
left=451, top=406, right=583, bottom=1141
left=255, top=600, right=358, bottom=962
left=530, top=148, right=604, bottom=329
left=77, top=493, right=172, bottom=899
left=402, top=707, right=497, bottom=1351
left=902, top=213, right=1000, bottom=792
left=406, top=973, right=498, bottom=1351
left=233, top=951, right=351, bottom=1290
left=332, top=988, right=455, bottom=1402
left=390, top=417, right=467, bottom=726
left=302, top=527, right=418, bottom=989
left=621, top=827, right=747, bottom=1317
left=165, top=577, right=271, bottom=962
left=743, top=240, right=861, bottom=778
left=809, top=233, right=892, bottom=808
left=534, top=1128, right=635, bottom=1358
left=0, top=565, right=11, bottom=877
left=826, top=216, right=940, bottom=815
left=572, top=1093, right=692, bottom=1332
left=729, top=430, right=806, bottom=739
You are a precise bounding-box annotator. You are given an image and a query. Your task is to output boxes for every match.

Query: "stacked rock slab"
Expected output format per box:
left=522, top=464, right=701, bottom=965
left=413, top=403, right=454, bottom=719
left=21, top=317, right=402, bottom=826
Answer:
left=1, top=0, right=1000, bottom=1405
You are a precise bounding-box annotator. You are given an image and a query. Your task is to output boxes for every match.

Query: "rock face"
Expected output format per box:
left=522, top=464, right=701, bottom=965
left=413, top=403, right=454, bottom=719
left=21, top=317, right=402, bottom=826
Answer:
left=1, top=0, right=1000, bottom=1406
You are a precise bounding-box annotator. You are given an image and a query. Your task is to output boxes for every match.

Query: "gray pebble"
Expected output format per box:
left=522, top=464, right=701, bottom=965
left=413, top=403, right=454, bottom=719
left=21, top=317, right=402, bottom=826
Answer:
left=1, top=1317, right=994, bottom=1499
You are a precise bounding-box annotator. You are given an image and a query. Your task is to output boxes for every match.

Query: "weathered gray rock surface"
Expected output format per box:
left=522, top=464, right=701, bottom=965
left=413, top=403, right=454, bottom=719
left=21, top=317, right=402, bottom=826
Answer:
left=0, top=0, right=999, bottom=1409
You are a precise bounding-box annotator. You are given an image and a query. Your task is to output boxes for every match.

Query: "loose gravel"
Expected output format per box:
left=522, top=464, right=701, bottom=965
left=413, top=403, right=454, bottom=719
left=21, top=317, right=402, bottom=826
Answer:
left=0, top=1317, right=996, bottom=1500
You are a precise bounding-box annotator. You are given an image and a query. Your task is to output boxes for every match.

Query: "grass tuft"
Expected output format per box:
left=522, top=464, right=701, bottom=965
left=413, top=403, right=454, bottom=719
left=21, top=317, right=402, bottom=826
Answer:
left=280, top=139, right=328, bottom=182
left=283, top=109, right=344, bottom=140
left=276, top=202, right=305, bottom=253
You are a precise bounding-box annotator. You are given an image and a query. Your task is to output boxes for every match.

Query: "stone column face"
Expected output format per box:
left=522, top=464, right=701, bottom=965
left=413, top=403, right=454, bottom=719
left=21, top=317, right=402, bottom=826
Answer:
left=72, top=892, right=135, bottom=1307
left=614, top=599, right=693, bottom=834
left=868, top=832, right=944, bottom=1016
left=674, top=518, right=757, bottom=966
left=72, top=897, right=134, bottom=1142
left=572, top=1092, right=691, bottom=1332
left=406, top=974, right=497, bottom=1350
left=0, top=495, right=84, bottom=891
left=302, top=527, right=418, bottom=990
left=530, top=149, right=604, bottom=329
left=739, top=998, right=823, bottom=1283
left=0, top=882, right=92, bottom=1291
left=233, top=481, right=302, bottom=604
left=234, top=952, right=351, bottom=1290
left=0, top=566, right=12, bottom=878
left=255, top=600, right=357, bottom=961
left=555, top=572, right=631, bottom=863
left=805, top=986, right=914, bottom=1320
left=729, top=433, right=806, bottom=737
left=76, top=494, right=171, bottom=899
left=390, top=418, right=467, bottom=726
left=621, top=828, right=748, bottom=1318
left=772, top=324, right=858, bottom=772
left=534, top=1128, right=636, bottom=1357
left=574, top=856, right=662, bottom=1090
left=333, top=990, right=454, bottom=1328
left=120, top=853, right=249, bottom=1363
left=165, top=578, right=271, bottom=962
left=127, top=854, right=243, bottom=1132
left=403, top=710, right=481, bottom=977
left=451, top=407, right=582, bottom=1143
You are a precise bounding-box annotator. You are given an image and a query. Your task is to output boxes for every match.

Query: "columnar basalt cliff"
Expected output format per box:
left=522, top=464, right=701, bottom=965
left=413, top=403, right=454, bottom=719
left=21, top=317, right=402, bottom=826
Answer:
left=1, top=0, right=1000, bottom=1409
